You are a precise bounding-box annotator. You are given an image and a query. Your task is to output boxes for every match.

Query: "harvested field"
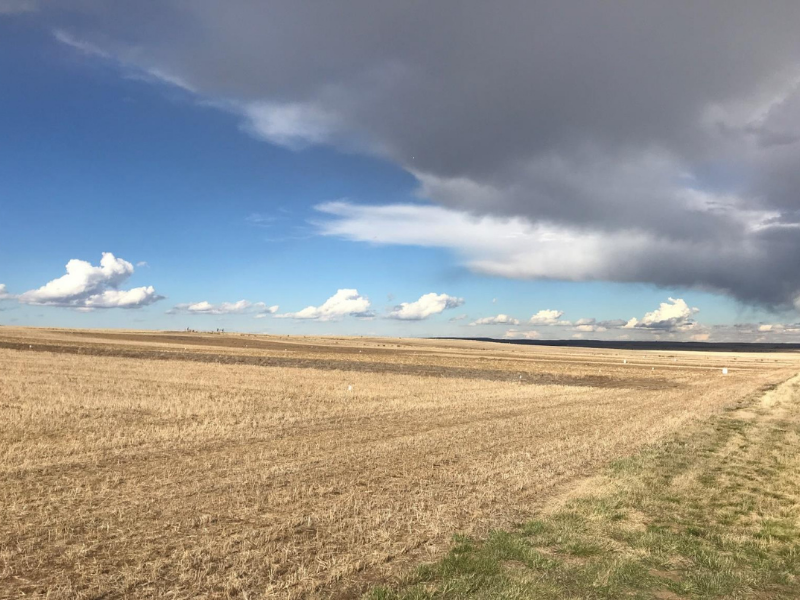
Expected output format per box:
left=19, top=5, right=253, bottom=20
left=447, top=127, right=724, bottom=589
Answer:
left=369, top=372, right=800, bottom=599
left=0, top=327, right=797, bottom=599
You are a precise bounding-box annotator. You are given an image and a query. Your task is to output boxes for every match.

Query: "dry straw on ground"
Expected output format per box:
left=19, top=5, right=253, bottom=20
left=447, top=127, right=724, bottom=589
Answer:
left=0, top=328, right=797, bottom=598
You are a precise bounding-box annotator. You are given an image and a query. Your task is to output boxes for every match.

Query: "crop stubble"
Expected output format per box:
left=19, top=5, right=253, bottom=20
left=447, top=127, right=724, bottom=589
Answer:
left=0, top=328, right=797, bottom=598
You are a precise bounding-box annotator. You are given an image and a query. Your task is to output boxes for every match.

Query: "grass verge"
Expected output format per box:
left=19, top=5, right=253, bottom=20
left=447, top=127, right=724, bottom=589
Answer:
left=365, top=377, right=800, bottom=600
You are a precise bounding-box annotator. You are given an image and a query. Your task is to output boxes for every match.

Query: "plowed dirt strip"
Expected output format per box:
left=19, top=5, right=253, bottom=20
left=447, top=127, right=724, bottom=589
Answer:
left=0, top=339, right=675, bottom=389
left=0, top=333, right=796, bottom=599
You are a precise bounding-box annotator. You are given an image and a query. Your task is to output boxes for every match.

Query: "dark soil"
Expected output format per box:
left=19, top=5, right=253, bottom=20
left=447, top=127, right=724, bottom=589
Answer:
left=0, top=338, right=675, bottom=390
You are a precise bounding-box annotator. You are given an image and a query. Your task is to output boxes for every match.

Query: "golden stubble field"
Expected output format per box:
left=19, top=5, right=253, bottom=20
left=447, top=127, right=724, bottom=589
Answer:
left=0, top=327, right=797, bottom=599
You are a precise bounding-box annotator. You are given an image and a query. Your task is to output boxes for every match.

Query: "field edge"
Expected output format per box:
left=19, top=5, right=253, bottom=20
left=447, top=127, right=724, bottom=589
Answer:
left=362, top=373, right=800, bottom=600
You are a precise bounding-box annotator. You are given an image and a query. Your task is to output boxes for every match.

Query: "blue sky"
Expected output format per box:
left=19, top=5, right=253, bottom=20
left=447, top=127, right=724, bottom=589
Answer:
left=2, top=6, right=799, bottom=341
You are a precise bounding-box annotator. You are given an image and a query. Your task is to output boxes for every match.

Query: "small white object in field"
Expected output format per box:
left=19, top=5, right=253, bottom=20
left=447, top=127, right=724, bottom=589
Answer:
left=722, top=368, right=728, bottom=375
left=29, top=345, right=32, bottom=349
left=348, top=385, right=353, bottom=391
left=623, top=359, right=627, bottom=364
left=652, top=367, right=655, bottom=371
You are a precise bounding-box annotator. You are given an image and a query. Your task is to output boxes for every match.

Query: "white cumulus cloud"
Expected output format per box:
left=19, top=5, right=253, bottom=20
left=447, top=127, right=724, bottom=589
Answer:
left=388, top=292, right=464, bottom=320
left=470, top=314, right=519, bottom=326
left=83, top=287, right=161, bottom=309
left=278, top=289, right=373, bottom=320
left=529, top=309, right=565, bottom=325
left=623, top=298, right=699, bottom=331
left=17, top=253, right=161, bottom=309
left=0, top=284, right=11, bottom=300
left=575, top=325, right=607, bottom=333
left=170, top=300, right=278, bottom=317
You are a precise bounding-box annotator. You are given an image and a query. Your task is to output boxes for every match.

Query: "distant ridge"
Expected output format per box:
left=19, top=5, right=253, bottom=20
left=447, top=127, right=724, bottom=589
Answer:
left=433, top=338, right=800, bottom=353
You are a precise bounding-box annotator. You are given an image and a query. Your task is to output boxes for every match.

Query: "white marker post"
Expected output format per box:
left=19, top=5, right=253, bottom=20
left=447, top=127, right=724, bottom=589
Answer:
left=722, top=368, right=728, bottom=375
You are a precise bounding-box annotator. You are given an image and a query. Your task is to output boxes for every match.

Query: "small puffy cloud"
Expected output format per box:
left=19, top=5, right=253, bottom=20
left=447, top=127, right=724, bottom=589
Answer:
left=644, top=298, right=698, bottom=324
left=254, top=303, right=280, bottom=315
left=170, top=300, right=278, bottom=317
left=17, top=253, right=161, bottom=309
left=0, top=284, right=11, bottom=300
left=83, top=287, right=160, bottom=309
left=504, top=329, right=541, bottom=339
left=278, top=289, right=373, bottom=320
left=623, top=298, right=699, bottom=332
left=690, top=333, right=711, bottom=341
left=388, top=292, right=464, bottom=321
left=449, top=314, right=469, bottom=322
left=192, top=300, right=246, bottom=314
left=529, top=309, right=565, bottom=325
left=241, top=101, right=342, bottom=150
left=470, top=314, right=520, bottom=326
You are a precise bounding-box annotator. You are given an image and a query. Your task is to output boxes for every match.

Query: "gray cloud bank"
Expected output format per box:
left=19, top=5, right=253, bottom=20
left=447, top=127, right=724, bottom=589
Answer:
left=31, top=2, right=800, bottom=308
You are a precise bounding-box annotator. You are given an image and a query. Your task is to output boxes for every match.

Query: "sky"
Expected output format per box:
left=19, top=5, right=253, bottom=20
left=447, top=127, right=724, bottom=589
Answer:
left=2, top=1, right=800, bottom=342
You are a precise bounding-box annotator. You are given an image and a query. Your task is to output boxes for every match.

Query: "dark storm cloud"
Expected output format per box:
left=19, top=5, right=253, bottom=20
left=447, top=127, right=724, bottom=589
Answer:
left=34, top=1, right=800, bottom=308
